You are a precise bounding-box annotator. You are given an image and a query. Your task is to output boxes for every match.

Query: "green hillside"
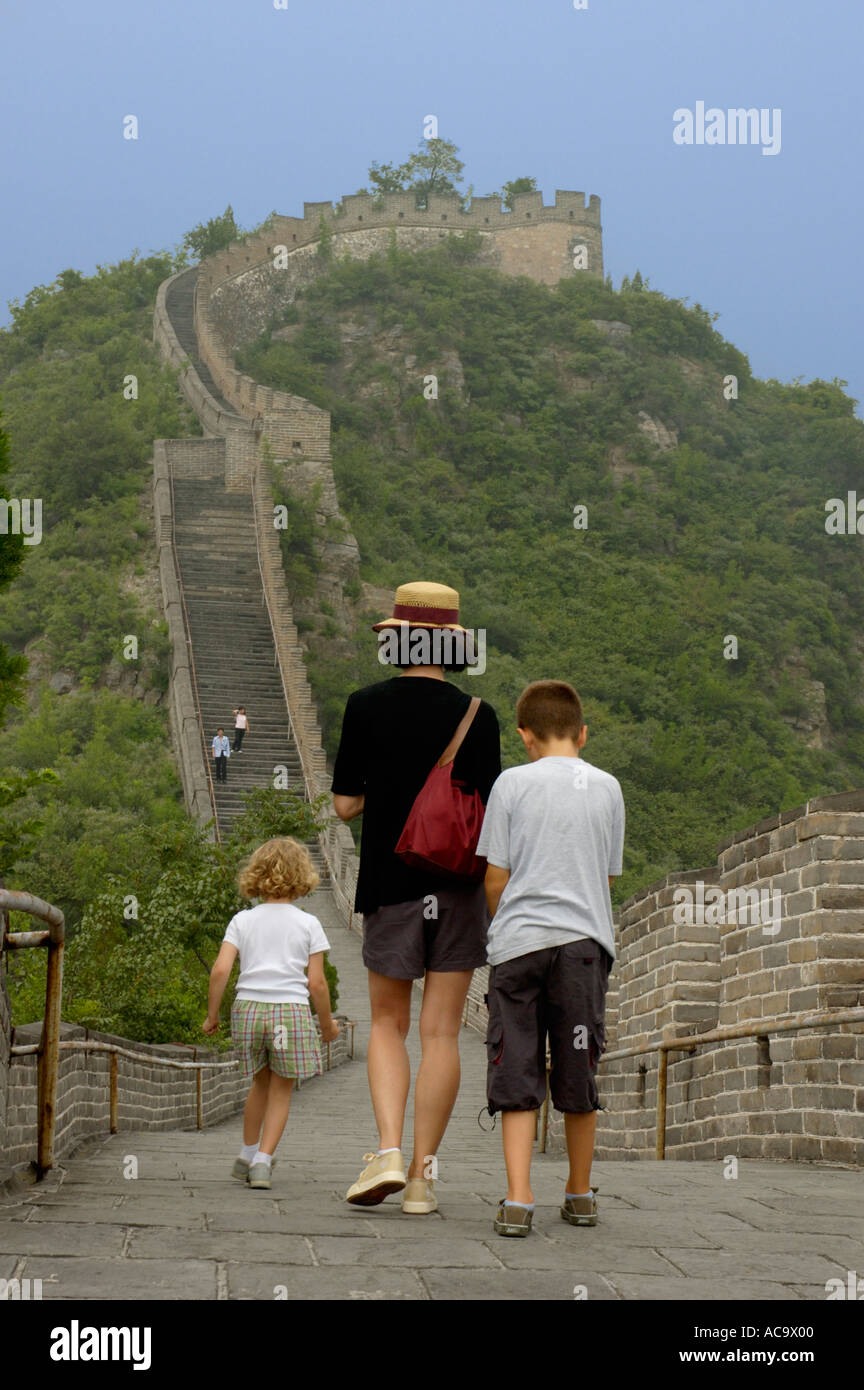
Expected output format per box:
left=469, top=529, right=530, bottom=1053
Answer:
left=238, top=235, right=864, bottom=898
left=0, top=252, right=338, bottom=1043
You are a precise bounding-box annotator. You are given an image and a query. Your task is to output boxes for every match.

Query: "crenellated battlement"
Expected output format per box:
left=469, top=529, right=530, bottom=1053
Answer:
left=197, top=187, right=603, bottom=299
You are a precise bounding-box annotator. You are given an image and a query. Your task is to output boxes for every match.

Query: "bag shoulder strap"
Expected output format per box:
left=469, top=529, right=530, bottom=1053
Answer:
left=437, top=696, right=482, bottom=768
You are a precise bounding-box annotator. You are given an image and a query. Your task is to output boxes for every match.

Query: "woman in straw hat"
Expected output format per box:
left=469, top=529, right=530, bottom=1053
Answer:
left=332, top=581, right=501, bottom=1214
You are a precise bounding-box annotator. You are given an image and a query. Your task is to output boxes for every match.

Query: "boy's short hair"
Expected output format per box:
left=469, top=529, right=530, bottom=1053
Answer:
left=238, top=837, right=319, bottom=901
left=516, top=680, right=583, bottom=741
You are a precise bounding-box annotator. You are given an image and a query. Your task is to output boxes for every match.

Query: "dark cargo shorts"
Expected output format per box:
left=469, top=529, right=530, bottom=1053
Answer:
left=486, top=940, right=612, bottom=1114
left=362, top=882, right=489, bottom=979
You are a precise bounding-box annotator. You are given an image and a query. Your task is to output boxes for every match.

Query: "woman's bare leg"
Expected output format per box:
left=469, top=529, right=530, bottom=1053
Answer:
left=367, top=971, right=413, bottom=1151
left=409, top=969, right=473, bottom=1179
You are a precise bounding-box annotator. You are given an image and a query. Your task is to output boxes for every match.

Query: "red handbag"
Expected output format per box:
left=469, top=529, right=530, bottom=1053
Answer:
left=394, top=696, right=487, bottom=881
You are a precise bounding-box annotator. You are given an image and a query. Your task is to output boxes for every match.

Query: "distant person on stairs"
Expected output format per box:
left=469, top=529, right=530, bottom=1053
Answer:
left=212, top=728, right=230, bottom=782
left=233, top=707, right=249, bottom=752
left=332, top=581, right=501, bottom=1216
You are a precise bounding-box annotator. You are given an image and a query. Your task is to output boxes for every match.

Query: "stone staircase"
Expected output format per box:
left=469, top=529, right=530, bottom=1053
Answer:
left=165, top=271, right=235, bottom=413
left=170, top=476, right=325, bottom=870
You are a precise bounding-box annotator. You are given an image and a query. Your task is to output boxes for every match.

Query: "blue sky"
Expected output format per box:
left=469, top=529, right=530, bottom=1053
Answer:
left=1, top=0, right=861, bottom=408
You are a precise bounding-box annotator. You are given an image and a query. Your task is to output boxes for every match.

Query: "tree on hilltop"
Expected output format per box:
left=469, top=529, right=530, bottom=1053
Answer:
left=182, top=205, right=241, bottom=262
left=485, top=177, right=539, bottom=210
left=363, top=139, right=466, bottom=208
left=359, top=147, right=539, bottom=212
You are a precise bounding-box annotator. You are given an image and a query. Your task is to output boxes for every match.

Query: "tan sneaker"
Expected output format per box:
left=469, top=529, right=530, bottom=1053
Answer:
left=346, top=1150, right=406, bottom=1206
left=401, top=1177, right=438, bottom=1214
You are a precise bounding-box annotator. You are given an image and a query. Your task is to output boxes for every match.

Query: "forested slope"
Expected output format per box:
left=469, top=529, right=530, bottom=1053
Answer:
left=238, top=237, right=864, bottom=897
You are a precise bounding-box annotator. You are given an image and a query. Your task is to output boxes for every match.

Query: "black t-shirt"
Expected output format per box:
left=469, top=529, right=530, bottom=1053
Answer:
left=331, top=676, right=502, bottom=915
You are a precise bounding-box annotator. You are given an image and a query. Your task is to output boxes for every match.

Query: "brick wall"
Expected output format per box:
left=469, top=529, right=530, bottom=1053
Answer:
left=152, top=439, right=215, bottom=828
left=0, top=905, right=11, bottom=1180
left=556, top=790, right=864, bottom=1166
left=201, top=189, right=603, bottom=352
left=2, top=1019, right=351, bottom=1174
left=250, top=461, right=362, bottom=931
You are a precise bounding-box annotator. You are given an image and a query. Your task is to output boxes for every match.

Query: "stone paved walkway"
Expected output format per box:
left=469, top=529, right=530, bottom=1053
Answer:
left=1, top=890, right=862, bottom=1301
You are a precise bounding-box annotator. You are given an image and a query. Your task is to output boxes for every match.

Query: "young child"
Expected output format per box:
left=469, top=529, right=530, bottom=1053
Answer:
left=203, top=837, right=340, bottom=1190
left=476, top=680, right=624, bottom=1236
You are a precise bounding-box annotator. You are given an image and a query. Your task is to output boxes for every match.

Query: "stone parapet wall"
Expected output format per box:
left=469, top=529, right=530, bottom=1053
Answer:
left=152, top=439, right=215, bottom=829
left=0, top=906, right=11, bottom=1180
left=153, top=267, right=361, bottom=916
left=196, top=188, right=603, bottom=348
left=2, top=1019, right=351, bottom=1174
left=250, top=460, right=361, bottom=929
left=586, top=791, right=864, bottom=1166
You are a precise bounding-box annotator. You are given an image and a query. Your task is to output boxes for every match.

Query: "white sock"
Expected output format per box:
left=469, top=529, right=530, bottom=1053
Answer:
left=377, top=1147, right=400, bottom=1156
left=253, top=1150, right=273, bottom=1167
left=566, top=1190, right=592, bottom=1199
left=240, top=1143, right=258, bottom=1162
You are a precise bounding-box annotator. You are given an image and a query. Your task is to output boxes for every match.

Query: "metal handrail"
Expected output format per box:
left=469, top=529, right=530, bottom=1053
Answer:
left=9, top=1022, right=356, bottom=1150
left=166, top=457, right=222, bottom=843
left=1, top=889, right=65, bottom=1175
left=537, top=1005, right=864, bottom=1159
left=10, top=1037, right=239, bottom=1138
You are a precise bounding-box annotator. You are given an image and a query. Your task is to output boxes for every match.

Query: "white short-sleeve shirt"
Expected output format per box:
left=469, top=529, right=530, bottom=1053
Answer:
left=223, top=901, right=331, bottom=1003
left=477, top=757, right=624, bottom=967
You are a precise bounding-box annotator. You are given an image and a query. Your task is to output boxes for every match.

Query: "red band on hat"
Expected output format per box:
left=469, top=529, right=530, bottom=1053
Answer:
left=392, top=603, right=459, bottom=624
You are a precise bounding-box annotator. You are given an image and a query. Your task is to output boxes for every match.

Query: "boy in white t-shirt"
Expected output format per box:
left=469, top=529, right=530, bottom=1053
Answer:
left=477, top=680, right=625, bottom=1237
left=204, top=837, right=340, bottom=1190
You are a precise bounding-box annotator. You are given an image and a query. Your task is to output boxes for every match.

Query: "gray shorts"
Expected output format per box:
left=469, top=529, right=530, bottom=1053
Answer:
left=362, top=883, right=489, bottom=979
left=486, top=940, right=611, bottom=1114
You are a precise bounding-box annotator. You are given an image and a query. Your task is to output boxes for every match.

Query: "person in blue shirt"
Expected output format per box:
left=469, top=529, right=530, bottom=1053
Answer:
left=212, top=728, right=230, bottom=782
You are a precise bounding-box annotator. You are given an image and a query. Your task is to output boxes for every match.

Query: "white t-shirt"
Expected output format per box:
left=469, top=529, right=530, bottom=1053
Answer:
left=223, top=901, right=331, bottom=1003
left=234, top=713, right=247, bottom=729
left=477, top=756, right=624, bottom=967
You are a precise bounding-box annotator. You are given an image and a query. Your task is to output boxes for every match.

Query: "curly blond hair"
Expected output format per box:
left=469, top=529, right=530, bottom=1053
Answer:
left=237, top=837, right=319, bottom=901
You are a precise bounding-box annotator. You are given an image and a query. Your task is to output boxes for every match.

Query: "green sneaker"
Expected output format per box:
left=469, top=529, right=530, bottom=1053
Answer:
left=232, top=1156, right=276, bottom=1181
left=247, top=1162, right=272, bottom=1190
left=493, top=1200, right=533, bottom=1237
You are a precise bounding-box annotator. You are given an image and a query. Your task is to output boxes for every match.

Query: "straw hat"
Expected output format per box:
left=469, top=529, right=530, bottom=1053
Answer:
left=371, top=581, right=467, bottom=633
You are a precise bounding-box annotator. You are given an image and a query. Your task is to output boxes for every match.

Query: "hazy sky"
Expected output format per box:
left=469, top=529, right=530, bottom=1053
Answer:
left=2, top=0, right=861, bottom=408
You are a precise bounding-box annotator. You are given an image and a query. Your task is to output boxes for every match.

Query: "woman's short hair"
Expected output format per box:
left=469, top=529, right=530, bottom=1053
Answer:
left=379, top=624, right=470, bottom=673
left=516, top=680, right=583, bottom=741
left=238, top=837, right=319, bottom=901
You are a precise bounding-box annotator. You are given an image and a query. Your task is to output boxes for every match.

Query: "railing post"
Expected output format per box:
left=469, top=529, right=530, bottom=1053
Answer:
left=109, top=1051, right=119, bottom=1134
left=655, top=1046, right=668, bottom=1160
left=36, top=936, right=64, bottom=1175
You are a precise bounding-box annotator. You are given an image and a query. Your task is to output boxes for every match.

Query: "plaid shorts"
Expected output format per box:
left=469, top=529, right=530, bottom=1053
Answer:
left=231, top=999, right=323, bottom=1081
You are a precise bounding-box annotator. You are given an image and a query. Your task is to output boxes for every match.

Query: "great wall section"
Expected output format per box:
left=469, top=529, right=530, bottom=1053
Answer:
left=2, top=189, right=863, bottom=1183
